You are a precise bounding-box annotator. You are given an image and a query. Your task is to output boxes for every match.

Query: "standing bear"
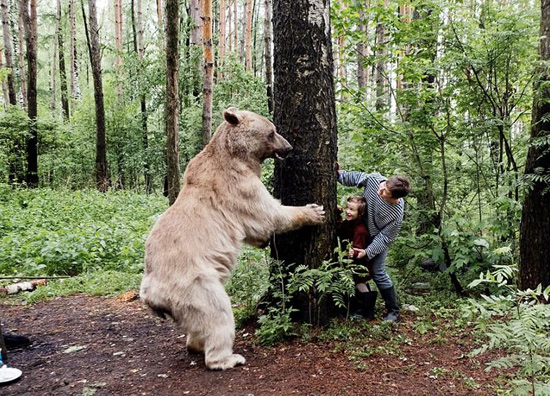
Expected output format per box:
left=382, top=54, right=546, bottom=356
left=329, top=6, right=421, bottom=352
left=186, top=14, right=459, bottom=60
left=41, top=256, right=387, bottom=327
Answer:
left=140, top=108, right=325, bottom=370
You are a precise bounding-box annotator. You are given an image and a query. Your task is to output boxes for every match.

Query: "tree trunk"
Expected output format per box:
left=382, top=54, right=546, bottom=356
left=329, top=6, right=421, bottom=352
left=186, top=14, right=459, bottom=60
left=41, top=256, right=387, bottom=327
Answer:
left=52, top=12, right=57, bottom=112
left=83, top=0, right=109, bottom=192
left=233, top=0, right=237, bottom=53
left=156, top=0, right=164, bottom=51
left=356, top=0, right=369, bottom=89
left=0, top=47, right=7, bottom=106
left=519, top=0, right=550, bottom=291
left=189, top=0, right=201, bottom=46
left=272, top=0, right=338, bottom=325
left=227, top=0, right=232, bottom=52
left=132, top=0, right=151, bottom=193
left=219, top=0, right=226, bottom=77
left=17, top=4, right=27, bottom=108
left=374, top=0, right=387, bottom=111
left=165, top=0, right=181, bottom=205
left=69, top=0, right=76, bottom=98
left=1, top=0, right=16, bottom=105
left=263, top=0, right=273, bottom=113
left=201, top=0, right=213, bottom=145
left=114, top=0, right=123, bottom=96
left=20, top=0, right=38, bottom=188
left=244, top=0, right=252, bottom=70
left=57, top=0, right=69, bottom=119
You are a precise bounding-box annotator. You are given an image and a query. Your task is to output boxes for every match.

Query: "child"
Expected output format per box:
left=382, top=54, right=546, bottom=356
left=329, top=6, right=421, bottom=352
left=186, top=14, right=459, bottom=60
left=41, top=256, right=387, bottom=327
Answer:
left=337, top=196, right=377, bottom=320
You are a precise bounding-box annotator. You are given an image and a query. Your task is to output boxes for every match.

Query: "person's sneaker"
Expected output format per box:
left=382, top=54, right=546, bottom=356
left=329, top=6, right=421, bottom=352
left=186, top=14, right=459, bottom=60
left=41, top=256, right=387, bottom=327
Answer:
left=3, top=333, right=31, bottom=350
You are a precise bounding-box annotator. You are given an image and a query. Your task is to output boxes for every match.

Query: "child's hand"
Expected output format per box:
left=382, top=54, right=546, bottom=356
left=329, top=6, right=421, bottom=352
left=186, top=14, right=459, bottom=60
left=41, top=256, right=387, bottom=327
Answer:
left=352, top=248, right=367, bottom=259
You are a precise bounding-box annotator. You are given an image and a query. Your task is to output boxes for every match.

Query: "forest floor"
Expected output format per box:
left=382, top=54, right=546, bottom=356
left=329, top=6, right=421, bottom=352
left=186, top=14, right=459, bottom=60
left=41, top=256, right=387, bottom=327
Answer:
left=1, top=294, right=508, bottom=396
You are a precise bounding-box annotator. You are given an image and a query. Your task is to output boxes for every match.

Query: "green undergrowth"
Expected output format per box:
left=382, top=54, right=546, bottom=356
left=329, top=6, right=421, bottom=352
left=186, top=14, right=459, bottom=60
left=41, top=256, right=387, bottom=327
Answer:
left=0, top=185, right=167, bottom=276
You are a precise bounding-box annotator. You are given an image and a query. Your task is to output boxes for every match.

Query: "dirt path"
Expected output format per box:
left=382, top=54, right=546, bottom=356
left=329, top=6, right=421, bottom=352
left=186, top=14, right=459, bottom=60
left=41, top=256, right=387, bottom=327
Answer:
left=1, top=295, right=501, bottom=395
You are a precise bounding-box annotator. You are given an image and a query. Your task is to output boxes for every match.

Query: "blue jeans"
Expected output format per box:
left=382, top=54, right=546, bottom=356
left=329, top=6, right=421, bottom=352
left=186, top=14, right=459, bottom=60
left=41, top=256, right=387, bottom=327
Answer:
left=370, top=249, right=393, bottom=290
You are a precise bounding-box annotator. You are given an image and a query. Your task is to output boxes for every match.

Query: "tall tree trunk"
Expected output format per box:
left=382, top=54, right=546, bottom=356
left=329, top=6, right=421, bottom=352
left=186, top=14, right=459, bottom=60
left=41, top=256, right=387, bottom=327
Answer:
left=52, top=14, right=57, bottom=112
left=20, top=0, right=38, bottom=188
left=114, top=0, right=123, bottom=96
left=244, top=0, right=252, bottom=70
left=189, top=0, right=201, bottom=46
left=69, top=0, right=76, bottom=98
left=156, top=0, right=164, bottom=51
left=374, top=0, right=387, bottom=111
left=132, top=0, right=151, bottom=193
left=219, top=0, right=226, bottom=76
left=264, top=0, right=273, bottom=113
left=233, top=0, right=237, bottom=56
left=2, top=0, right=23, bottom=184
left=83, top=0, right=109, bottom=192
left=1, top=0, right=16, bottom=105
left=519, top=0, right=550, bottom=291
left=57, top=0, right=69, bottom=119
left=356, top=0, right=369, bottom=89
left=272, top=0, right=338, bottom=325
left=201, top=0, right=213, bottom=145
left=227, top=0, right=232, bottom=52
left=0, top=48, right=7, bottom=106
left=17, top=4, right=27, bottom=108
left=165, top=0, right=181, bottom=205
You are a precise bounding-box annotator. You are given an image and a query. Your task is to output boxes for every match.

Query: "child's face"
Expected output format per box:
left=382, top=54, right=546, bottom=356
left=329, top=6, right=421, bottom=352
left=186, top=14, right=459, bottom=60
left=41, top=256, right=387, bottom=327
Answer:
left=345, top=201, right=361, bottom=221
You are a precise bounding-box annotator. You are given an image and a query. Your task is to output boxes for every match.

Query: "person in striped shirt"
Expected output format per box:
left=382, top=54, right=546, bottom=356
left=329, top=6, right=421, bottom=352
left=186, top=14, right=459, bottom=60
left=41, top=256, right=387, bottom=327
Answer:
left=338, top=169, right=410, bottom=322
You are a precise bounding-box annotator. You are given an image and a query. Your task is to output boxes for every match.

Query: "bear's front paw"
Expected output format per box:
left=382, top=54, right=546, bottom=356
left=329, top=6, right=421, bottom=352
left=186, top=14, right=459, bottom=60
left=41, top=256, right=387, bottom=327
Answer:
left=306, top=203, right=325, bottom=225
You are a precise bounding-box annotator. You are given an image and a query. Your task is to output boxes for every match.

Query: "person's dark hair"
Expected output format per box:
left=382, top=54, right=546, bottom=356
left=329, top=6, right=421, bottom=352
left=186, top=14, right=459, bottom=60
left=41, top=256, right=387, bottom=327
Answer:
left=347, top=196, right=367, bottom=216
left=386, top=176, right=410, bottom=199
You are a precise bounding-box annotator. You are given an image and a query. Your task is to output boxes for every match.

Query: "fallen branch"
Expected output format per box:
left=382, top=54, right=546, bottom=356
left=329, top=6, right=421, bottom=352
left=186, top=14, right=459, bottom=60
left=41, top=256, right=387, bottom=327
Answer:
left=0, top=279, right=47, bottom=296
left=0, top=276, right=70, bottom=280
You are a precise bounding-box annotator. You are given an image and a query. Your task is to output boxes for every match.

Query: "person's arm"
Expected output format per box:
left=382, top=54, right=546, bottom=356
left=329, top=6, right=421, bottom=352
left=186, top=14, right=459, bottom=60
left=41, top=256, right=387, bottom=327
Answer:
left=337, top=170, right=369, bottom=188
left=364, top=220, right=402, bottom=259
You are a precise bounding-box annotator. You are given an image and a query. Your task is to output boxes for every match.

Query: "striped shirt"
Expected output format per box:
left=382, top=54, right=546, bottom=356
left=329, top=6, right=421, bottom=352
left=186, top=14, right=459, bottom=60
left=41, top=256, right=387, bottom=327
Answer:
left=338, top=171, right=404, bottom=260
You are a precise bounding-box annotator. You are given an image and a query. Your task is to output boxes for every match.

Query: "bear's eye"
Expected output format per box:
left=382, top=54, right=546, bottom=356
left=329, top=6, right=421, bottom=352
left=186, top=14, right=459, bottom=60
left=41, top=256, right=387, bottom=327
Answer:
left=268, top=131, right=275, bottom=141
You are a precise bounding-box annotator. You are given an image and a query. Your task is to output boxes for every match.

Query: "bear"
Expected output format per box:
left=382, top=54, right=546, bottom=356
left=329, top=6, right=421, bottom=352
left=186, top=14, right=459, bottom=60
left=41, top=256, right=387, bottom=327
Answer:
left=139, top=107, right=325, bottom=370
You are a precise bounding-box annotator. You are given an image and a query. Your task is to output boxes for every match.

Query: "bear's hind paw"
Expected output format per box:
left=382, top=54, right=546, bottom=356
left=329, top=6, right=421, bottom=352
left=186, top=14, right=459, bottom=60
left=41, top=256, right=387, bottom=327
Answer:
left=206, top=354, right=246, bottom=370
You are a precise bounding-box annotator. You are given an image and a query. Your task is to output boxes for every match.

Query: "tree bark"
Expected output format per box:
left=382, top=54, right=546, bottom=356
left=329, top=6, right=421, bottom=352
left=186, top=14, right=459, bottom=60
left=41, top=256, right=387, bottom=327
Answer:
left=519, top=0, right=550, bottom=291
left=114, top=0, right=123, bottom=96
left=264, top=0, right=273, bottom=113
left=17, top=3, right=27, bottom=108
left=201, top=0, right=213, bottom=145
left=0, top=47, right=7, bottom=106
left=132, top=0, right=151, bottom=193
left=189, top=0, right=201, bottom=46
left=1, top=0, right=16, bottom=105
left=57, top=0, right=69, bottom=119
left=244, top=0, right=252, bottom=70
left=83, top=0, right=109, bottom=192
left=374, top=0, right=387, bottom=111
left=219, top=0, right=226, bottom=72
left=69, top=0, right=76, bottom=97
left=356, top=0, right=369, bottom=89
left=19, top=0, right=38, bottom=187
left=165, top=0, right=181, bottom=205
left=272, top=0, right=338, bottom=325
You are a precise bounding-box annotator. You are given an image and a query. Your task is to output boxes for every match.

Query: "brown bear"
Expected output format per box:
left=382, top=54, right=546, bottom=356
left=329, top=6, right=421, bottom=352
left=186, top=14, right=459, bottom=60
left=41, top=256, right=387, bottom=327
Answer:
left=140, top=107, right=325, bottom=370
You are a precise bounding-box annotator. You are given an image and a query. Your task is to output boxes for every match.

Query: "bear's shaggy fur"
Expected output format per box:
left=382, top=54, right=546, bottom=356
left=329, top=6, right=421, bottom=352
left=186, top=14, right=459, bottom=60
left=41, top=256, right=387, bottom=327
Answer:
left=140, top=108, right=325, bottom=370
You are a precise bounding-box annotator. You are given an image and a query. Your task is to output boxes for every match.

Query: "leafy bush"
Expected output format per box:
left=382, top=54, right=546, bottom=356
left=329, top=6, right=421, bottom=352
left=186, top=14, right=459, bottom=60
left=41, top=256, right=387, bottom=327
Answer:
left=0, top=187, right=167, bottom=276
left=465, top=254, right=550, bottom=395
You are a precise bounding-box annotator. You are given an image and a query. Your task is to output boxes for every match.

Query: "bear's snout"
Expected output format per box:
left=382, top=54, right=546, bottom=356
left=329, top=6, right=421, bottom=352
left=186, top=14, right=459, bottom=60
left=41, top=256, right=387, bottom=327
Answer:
left=274, top=144, right=293, bottom=160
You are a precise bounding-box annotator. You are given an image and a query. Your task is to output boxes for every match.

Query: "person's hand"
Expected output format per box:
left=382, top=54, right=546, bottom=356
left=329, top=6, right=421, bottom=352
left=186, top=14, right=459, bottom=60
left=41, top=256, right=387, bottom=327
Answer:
left=352, top=248, right=367, bottom=259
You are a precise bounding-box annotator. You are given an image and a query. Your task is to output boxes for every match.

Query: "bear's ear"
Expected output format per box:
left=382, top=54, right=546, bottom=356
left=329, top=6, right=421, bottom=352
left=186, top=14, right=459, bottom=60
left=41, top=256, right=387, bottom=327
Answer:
left=224, top=107, right=240, bottom=125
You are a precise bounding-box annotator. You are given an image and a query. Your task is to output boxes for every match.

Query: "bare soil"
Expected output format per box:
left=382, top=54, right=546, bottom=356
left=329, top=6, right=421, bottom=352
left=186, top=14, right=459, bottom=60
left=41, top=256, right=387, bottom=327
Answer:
left=1, top=294, right=505, bottom=395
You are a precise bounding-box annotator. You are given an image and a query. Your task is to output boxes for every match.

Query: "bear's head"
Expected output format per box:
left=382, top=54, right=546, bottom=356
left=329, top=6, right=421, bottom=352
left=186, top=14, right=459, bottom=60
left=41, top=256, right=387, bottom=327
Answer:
left=218, top=107, right=293, bottom=163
